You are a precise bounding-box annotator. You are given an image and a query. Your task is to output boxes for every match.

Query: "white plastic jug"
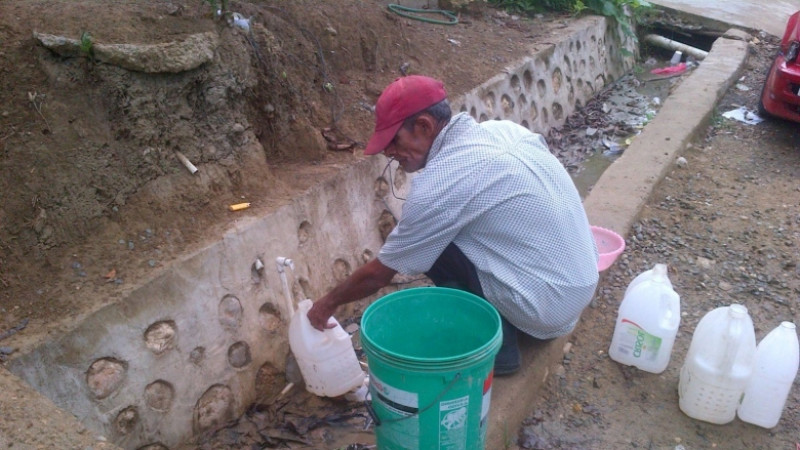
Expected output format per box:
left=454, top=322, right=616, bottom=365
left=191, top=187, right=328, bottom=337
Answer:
left=609, top=263, right=680, bottom=373
left=679, top=304, right=756, bottom=424
left=288, top=299, right=365, bottom=397
left=624, top=263, right=673, bottom=298
left=737, top=321, right=800, bottom=428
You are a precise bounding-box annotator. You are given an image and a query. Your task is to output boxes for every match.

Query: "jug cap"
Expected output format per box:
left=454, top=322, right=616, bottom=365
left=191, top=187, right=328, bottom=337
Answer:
left=729, top=304, right=748, bottom=317
left=780, top=321, right=796, bottom=330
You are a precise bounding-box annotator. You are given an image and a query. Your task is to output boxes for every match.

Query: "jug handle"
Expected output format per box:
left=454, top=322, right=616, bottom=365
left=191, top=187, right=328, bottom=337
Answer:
left=720, top=317, right=745, bottom=372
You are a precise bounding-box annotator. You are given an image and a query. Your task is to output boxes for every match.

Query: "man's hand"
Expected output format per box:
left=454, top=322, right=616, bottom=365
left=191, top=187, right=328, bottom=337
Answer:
left=305, top=258, right=397, bottom=331
left=307, top=297, right=339, bottom=331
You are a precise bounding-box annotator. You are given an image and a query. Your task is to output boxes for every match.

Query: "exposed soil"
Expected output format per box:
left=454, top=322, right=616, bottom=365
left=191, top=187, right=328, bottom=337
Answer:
left=2, top=0, right=799, bottom=449
left=0, top=0, right=572, bottom=352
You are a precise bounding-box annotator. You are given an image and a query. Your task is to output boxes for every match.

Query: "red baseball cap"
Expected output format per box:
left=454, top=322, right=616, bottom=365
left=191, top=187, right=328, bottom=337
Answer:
left=364, top=75, right=447, bottom=155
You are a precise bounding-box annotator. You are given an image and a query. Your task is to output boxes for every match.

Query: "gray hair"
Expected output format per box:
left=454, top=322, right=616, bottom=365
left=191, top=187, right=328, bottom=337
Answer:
left=401, top=99, right=452, bottom=130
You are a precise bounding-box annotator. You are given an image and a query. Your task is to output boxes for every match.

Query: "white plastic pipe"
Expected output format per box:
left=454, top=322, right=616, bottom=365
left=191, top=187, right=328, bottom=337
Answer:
left=175, top=151, right=198, bottom=174
left=644, top=34, right=708, bottom=61
left=276, top=256, right=295, bottom=320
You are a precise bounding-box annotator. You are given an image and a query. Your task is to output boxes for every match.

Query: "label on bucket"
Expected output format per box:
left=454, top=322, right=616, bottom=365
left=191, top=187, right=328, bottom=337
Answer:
left=371, top=374, right=420, bottom=443
left=614, top=319, right=663, bottom=361
left=439, top=395, right=469, bottom=448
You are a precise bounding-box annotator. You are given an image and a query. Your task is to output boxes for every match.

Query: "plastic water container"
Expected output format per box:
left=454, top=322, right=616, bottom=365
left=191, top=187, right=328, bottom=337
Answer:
left=609, top=263, right=680, bottom=373
left=288, top=299, right=365, bottom=397
left=624, top=263, right=673, bottom=298
left=679, top=304, right=756, bottom=424
left=737, top=321, right=800, bottom=428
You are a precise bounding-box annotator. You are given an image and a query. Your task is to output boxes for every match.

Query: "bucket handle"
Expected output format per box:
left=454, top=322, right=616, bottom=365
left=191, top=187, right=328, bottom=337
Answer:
left=366, top=372, right=462, bottom=426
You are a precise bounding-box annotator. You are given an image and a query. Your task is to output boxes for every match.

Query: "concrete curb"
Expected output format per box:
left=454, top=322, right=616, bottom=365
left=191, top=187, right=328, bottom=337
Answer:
left=486, top=29, right=750, bottom=449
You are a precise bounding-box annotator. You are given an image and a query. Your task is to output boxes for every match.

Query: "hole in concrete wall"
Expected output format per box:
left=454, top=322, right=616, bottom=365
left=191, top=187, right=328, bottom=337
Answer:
left=298, top=277, right=312, bottom=298
left=563, top=55, right=572, bottom=75
left=479, top=113, right=488, bottom=122
left=374, top=176, right=389, bottom=198
left=536, top=79, right=546, bottom=98
left=332, top=258, right=351, bottom=282
left=144, top=320, right=177, bottom=355
left=298, top=220, right=312, bottom=245
left=393, top=166, right=407, bottom=191
left=577, top=78, right=584, bottom=90
left=500, top=94, right=514, bottom=116
left=144, top=380, right=174, bottom=412
left=542, top=107, right=549, bottom=123
left=378, top=210, right=396, bottom=242
left=218, top=294, right=243, bottom=330
left=86, top=357, right=127, bottom=399
left=521, top=120, right=530, bottom=129
left=590, top=55, right=597, bottom=71
left=137, top=444, right=168, bottom=450
left=568, top=86, right=575, bottom=107
left=258, top=303, right=281, bottom=332
left=552, top=69, right=563, bottom=94
left=362, top=249, right=374, bottom=263
left=580, top=58, right=586, bottom=72
left=469, top=106, right=477, bottom=119
left=594, top=74, right=605, bottom=90
left=193, top=384, right=235, bottom=434
left=189, top=346, right=206, bottom=365
left=482, top=91, right=496, bottom=116
left=254, top=362, right=284, bottom=401
left=577, top=39, right=582, bottom=51
left=459, top=104, right=467, bottom=112
left=518, top=93, right=527, bottom=109
left=228, top=341, right=252, bottom=368
left=586, top=81, right=595, bottom=95
left=575, top=99, right=583, bottom=109
left=114, top=406, right=139, bottom=435
left=552, top=103, right=564, bottom=121
left=291, top=280, right=305, bottom=306
left=569, top=40, right=574, bottom=52
left=510, top=74, right=520, bottom=92
left=529, top=100, right=539, bottom=121
left=523, top=69, right=533, bottom=90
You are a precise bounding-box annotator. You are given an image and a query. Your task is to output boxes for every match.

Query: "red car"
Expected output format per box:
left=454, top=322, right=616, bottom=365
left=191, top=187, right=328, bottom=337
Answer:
left=759, top=11, right=800, bottom=122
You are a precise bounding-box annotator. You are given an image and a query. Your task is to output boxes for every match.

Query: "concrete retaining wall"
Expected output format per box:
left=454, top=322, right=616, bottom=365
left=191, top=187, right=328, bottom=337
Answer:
left=6, top=14, right=635, bottom=449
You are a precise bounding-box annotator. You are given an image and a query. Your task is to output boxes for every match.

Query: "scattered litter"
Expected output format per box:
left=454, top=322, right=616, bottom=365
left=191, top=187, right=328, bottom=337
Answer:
left=175, top=150, right=199, bottom=175
left=231, top=12, right=250, bottom=32
left=676, top=156, right=688, bottom=168
left=722, top=106, right=764, bottom=125
left=229, top=202, right=251, bottom=211
left=735, top=83, right=751, bottom=92
left=651, top=63, right=687, bottom=76
left=0, top=318, right=29, bottom=341
left=447, top=38, right=461, bottom=46
left=585, top=127, right=598, bottom=137
left=104, top=268, right=116, bottom=279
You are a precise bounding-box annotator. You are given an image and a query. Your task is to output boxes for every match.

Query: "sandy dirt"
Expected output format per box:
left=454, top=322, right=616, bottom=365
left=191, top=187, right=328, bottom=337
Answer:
left=1, top=0, right=799, bottom=449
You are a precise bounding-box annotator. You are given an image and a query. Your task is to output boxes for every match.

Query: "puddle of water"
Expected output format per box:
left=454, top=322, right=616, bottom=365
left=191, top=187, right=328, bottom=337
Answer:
left=566, top=61, right=684, bottom=198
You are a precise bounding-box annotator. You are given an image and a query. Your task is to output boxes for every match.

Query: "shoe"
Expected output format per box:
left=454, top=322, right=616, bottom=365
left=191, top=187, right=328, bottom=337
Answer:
left=494, top=317, right=521, bottom=376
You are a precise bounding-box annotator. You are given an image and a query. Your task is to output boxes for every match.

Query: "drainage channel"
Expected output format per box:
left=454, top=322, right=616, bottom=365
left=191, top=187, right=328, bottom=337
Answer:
left=3, top=14, right=719, bottom=450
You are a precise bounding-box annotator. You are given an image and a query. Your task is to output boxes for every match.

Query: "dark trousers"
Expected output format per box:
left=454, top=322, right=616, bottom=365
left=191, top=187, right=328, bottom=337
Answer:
left=425, top=243, right=519, bottom=341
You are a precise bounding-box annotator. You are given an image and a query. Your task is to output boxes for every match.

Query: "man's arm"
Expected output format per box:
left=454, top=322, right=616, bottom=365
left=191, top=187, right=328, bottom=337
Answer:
left=307, top=258, right=397, bottom=330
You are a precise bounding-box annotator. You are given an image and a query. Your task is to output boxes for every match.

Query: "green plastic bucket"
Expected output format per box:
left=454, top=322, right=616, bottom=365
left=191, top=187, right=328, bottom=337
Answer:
left=361, top=287, right=502, bottom=450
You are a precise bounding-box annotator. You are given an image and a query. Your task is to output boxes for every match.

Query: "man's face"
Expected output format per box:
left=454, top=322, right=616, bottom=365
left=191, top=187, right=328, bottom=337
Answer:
left=382, top=120, right=433, bottom=173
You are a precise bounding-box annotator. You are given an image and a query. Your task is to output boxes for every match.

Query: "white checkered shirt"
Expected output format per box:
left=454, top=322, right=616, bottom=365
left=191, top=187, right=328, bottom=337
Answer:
left=379, top=113, right=599, bottom=339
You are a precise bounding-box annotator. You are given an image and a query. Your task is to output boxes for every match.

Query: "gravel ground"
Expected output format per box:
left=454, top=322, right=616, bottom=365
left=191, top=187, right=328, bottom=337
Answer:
left=518, top=32, right=800, bottom=450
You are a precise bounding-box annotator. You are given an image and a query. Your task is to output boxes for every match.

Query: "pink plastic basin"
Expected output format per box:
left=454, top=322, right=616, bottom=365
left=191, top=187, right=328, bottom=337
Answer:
left=591, top=226, right=626, bottom=272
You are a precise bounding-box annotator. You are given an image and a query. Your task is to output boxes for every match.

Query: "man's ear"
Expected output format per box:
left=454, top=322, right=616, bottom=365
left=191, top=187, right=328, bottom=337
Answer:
left=414, top=114, right=438, bottom=138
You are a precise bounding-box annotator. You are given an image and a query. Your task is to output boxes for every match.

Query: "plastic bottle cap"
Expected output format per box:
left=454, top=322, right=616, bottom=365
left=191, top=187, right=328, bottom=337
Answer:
left=780, top=321, right=796, bottom=330
left=729, top=304, right=748, bottom=317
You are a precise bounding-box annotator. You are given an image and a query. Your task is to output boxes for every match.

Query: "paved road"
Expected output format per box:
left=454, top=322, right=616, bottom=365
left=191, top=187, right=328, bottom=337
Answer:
left=650, top=0, right=800, bottom=37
